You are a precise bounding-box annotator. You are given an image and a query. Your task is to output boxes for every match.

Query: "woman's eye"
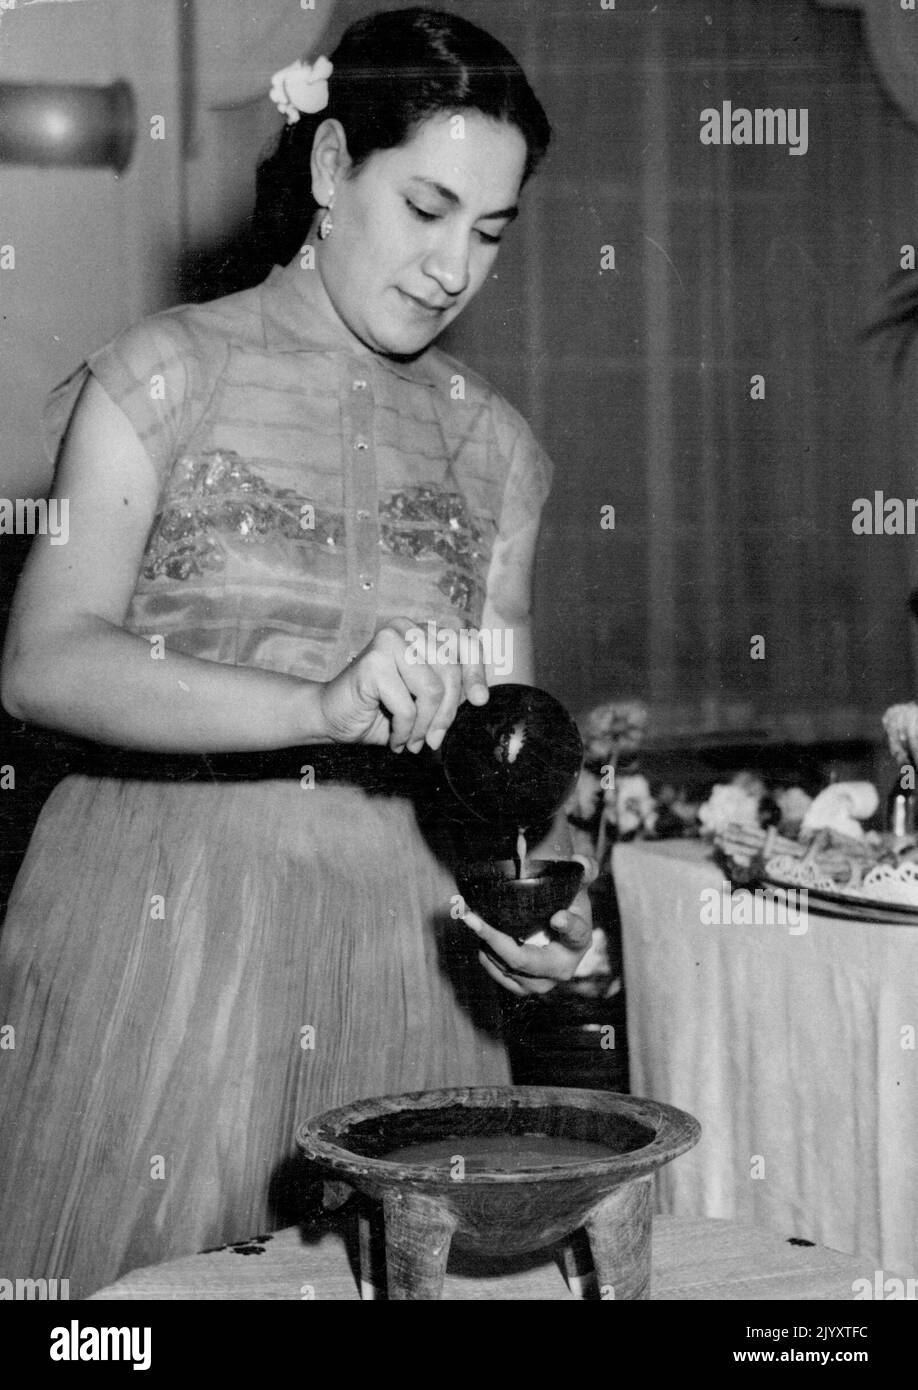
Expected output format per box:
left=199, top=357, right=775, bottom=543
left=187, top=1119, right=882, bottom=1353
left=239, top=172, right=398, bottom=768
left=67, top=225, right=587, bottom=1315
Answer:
left=405, top=199, right=502, bottom=245
left=406, top=200, right=439, bottom=223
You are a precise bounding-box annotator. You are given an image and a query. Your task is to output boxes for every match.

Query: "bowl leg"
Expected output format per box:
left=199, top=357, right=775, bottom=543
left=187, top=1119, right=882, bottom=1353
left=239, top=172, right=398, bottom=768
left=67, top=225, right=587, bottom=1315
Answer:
left=583, top=1176, right=653, bottom=1300
left=558, top=1228, right=598, bottom=1298
left=357, top=1199, right=387, bottom=1300
left=381, top=1190, right=458, bottom=1301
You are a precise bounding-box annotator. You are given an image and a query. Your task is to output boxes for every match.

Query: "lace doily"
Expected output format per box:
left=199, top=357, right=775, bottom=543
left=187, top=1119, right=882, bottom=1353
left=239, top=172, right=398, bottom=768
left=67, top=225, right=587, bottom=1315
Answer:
left=765, top=855, right=837, bottom=894
left=766, top=854, right=918, bottom=906
left=856, top=862, right=918, bottom=906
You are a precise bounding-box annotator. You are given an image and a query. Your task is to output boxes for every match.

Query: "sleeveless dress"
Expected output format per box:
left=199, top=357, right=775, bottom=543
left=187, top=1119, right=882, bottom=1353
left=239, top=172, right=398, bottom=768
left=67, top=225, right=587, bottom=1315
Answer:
left=0, top=259, right=554, bottom=1297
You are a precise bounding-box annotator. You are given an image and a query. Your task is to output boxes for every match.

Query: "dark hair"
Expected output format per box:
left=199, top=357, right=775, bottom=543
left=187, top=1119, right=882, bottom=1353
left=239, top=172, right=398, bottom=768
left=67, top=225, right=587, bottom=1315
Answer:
left=250, top=7, right=552, bottom=270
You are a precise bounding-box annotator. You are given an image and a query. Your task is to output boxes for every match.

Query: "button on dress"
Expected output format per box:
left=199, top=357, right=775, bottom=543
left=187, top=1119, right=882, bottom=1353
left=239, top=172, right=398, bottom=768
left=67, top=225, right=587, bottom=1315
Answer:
left=0, top=259, right=554, bottom=1296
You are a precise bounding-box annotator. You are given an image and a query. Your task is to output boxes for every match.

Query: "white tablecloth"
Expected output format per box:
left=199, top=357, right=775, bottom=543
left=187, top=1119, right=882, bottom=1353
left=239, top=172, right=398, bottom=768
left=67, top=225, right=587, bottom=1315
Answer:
left=613, top=838, right=918, bottom=1276
left=89, top=1216, right=885, bottom=1300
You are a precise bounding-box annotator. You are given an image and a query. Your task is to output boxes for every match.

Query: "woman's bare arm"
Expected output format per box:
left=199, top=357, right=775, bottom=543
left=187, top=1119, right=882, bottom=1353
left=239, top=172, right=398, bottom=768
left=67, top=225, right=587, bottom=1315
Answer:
left=1, top=378, right=333, bottom=751
left=2, top=377, right=491, bottom=754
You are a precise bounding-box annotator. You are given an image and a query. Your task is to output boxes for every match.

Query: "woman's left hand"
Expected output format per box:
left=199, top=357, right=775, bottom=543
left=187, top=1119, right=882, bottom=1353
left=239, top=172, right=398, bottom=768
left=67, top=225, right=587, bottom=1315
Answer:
left=463, top=855, right=599, bottom=996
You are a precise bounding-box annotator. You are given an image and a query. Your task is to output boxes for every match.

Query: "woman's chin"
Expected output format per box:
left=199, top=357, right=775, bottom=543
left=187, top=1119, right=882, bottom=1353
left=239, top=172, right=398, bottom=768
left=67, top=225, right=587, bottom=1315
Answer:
left=376, top=328, right=442, bottom=360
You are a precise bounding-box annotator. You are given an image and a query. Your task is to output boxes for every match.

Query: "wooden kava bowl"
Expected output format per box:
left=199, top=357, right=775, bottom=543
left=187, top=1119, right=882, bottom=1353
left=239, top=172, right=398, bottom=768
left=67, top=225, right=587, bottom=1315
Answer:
left=298, top=1085, right=701, bottom=1300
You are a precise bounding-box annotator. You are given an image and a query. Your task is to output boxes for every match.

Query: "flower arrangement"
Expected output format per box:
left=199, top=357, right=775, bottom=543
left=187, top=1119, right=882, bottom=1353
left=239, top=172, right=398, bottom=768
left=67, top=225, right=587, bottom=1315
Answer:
left=695, top=775, right=821, bottom=840
left=696, top=782, right=762, bottom=837
left=562, top=693, right=907, bottom=993
left=579, top=698, right=649, bottom=766
left=565, top=697, right=821, bottom=867
left=562, top=697, right=863, bottom=986
left=569, top=700, right=650, bottom=861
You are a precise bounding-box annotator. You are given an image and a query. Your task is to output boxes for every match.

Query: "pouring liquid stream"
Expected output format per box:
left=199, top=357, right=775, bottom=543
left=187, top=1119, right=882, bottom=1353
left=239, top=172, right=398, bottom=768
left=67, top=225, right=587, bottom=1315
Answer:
left=515, top=829, right=527, bottom=880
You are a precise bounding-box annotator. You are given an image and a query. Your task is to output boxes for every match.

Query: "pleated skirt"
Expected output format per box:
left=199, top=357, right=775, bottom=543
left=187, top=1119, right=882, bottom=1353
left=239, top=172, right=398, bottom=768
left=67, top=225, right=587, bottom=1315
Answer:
left=0, top=760, right=510, bottom=1296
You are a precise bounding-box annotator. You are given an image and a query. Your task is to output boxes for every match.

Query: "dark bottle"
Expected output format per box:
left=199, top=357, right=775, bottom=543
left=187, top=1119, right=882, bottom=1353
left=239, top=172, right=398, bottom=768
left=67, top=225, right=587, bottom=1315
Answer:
left=440, top=683, right=583, bottom=832
left=887, top=770, right=916, bottom=838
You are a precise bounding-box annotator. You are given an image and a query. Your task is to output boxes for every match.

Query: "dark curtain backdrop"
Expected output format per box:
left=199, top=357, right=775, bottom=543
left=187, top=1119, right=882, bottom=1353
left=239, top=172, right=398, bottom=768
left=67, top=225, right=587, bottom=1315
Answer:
left=398, top=0, right=918, bottom=743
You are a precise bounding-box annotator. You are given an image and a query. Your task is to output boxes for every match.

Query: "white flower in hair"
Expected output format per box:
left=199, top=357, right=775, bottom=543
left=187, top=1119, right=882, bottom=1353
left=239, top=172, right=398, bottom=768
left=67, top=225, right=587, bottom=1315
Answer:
left=270, top=55, right=333, bottom=124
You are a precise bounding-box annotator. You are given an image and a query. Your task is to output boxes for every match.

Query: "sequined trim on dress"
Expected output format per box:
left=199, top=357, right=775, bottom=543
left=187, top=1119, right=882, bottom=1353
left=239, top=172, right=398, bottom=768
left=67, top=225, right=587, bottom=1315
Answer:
left=141, top=450, right=343, bottom=581
left=378, top=484, right=489, bottom=615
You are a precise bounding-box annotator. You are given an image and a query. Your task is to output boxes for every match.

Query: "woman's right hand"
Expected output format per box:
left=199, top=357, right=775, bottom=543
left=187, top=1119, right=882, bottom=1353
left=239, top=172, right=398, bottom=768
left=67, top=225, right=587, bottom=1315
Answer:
left=883, top=703, right=918, bottom=767
left=319, top=617, right=489, bottom=752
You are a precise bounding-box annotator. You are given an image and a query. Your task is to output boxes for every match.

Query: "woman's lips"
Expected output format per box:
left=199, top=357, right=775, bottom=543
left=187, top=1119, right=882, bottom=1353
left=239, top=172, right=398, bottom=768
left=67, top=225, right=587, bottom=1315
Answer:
left=399, top=289, right=448, bottom=315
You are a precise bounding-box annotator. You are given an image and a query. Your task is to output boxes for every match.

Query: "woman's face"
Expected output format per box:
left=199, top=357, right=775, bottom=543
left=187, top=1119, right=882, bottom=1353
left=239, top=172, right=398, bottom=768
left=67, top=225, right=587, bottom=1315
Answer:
left=312, top=112, right=528, bottom=357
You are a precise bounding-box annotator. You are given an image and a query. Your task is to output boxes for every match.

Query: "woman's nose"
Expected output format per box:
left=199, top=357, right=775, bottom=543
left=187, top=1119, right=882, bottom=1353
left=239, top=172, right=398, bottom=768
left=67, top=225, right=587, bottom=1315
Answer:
left=422, top=234, right=471, bottom=297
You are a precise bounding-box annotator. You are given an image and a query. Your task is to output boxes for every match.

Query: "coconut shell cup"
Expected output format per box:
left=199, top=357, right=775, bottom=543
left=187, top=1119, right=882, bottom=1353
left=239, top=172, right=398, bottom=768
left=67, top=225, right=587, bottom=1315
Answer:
left=455, top=857, right=584, bottom=943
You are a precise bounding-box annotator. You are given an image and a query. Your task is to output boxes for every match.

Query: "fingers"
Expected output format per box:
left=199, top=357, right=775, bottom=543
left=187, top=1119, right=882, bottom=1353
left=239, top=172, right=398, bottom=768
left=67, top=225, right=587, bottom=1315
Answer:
left=458, top=635, right=489, bottom=707
left=886, top=725, right=907, bottom=764
left=548, top=898, right=594, bottom=953
left=570, top=853, right=600, bottom=887
left=399, top=661, right=446, bottom=753
left=477, top=950, right=531, bottom=996
left=341, top=618, right=498, bottom=754
left=883, top=705, right=918, bottom=768
left=461, top=909, right=534, bottom=970
left=363, top=622, right=447, bottom=751
left=461, top=903, right=592, bottom=984
left=326, top=618, right=495, bottom=750
left=421, top=625, right=489, bottom=748
left=368, top=661, right=428, bottom=751
left=366, top=620, right=491, bottom=753
left=425, top=625, right=492, bottom=745
left=423, top=662, right=464, bottom=752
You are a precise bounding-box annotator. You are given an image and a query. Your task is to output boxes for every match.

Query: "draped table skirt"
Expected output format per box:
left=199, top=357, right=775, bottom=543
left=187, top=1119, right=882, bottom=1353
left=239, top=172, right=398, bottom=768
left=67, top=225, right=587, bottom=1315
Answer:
left=613, top=838, right=918, bottom=1277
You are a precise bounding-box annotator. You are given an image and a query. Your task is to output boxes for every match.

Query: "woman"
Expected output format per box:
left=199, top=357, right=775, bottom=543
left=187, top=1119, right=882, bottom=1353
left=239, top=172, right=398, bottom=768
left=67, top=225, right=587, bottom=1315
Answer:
left=0, top=8, right=593, bottom=1297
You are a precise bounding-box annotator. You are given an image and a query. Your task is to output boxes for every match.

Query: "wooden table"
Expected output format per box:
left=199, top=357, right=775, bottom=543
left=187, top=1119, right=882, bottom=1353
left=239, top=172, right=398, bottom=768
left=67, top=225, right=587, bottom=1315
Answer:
left=89, top=1215, right=880, bottom=1300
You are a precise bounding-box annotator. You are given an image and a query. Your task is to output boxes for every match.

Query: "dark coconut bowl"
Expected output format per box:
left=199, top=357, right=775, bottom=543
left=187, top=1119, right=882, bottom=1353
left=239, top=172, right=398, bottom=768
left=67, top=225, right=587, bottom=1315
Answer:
left=454, top=858, right=584, bottom=943
left=298, top=1085, right=701, bottom=1299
